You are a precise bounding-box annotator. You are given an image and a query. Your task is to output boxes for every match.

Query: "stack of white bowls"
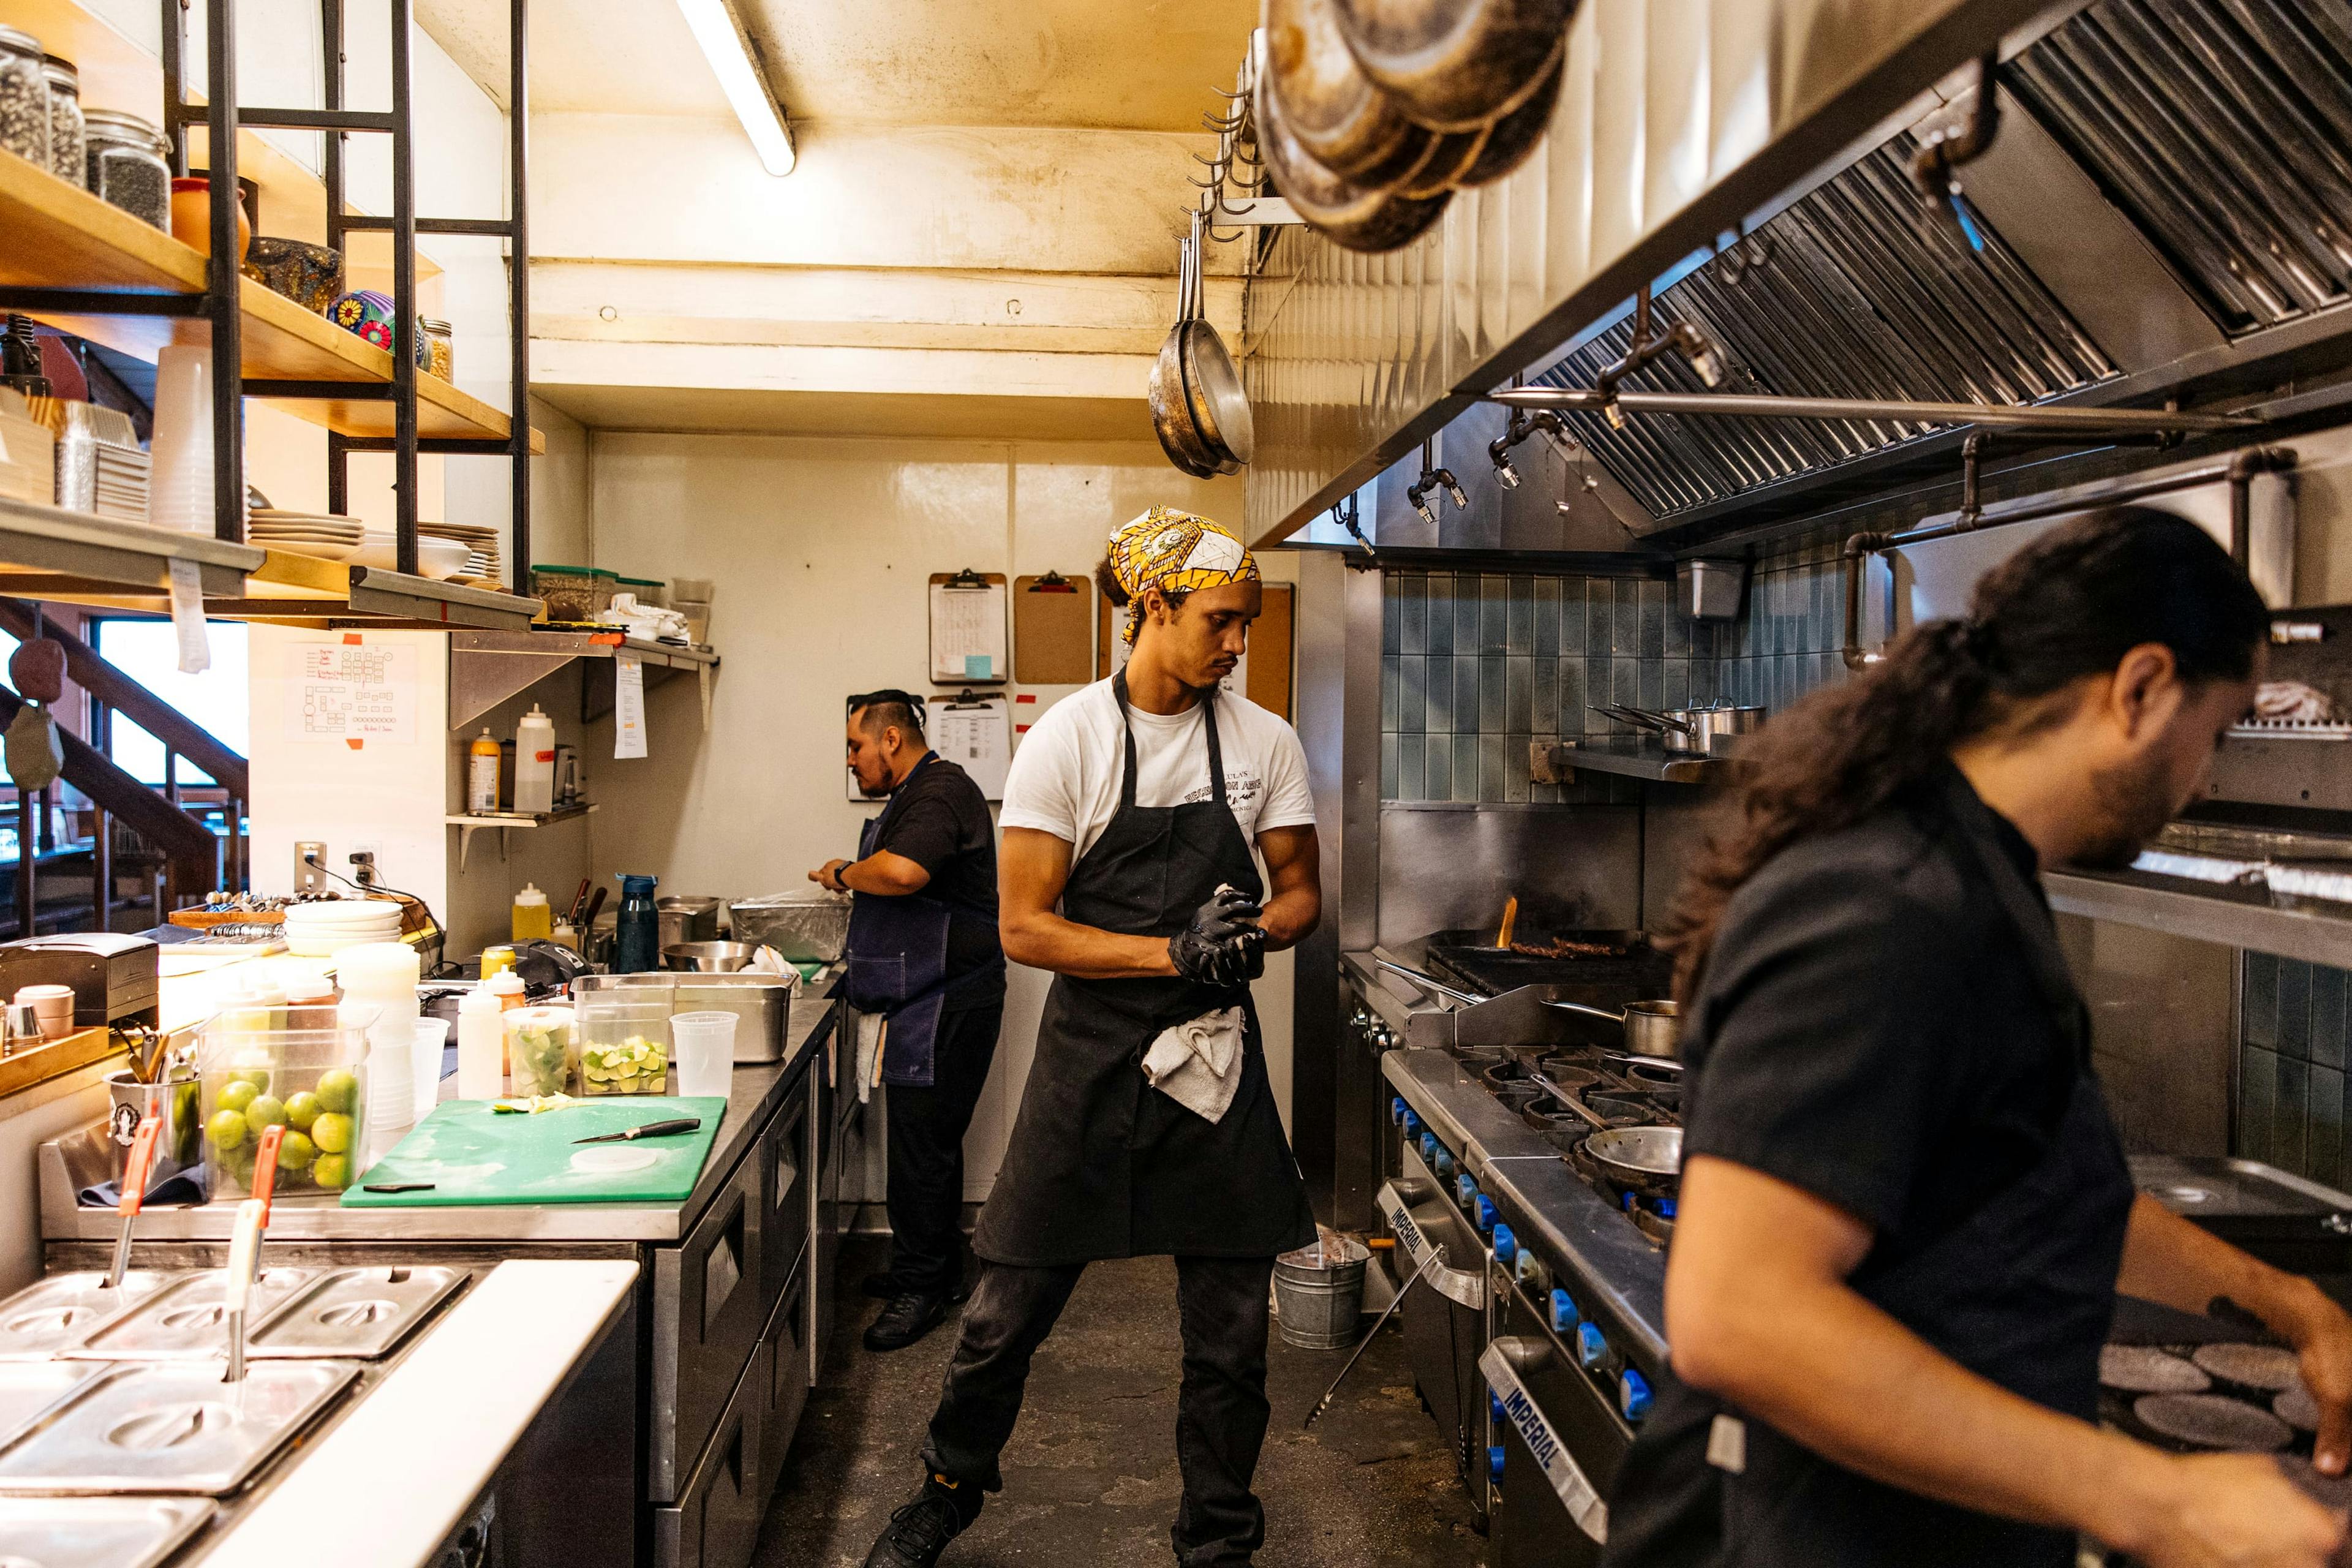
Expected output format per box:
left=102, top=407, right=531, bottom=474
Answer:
left=282, top=899, right=407, bottom=956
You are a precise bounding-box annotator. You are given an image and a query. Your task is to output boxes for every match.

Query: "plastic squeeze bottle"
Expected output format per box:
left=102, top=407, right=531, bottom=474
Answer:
left=456, top=984, right=504, bottom=1099
left=513, top=705, right=556, bottom=815
left=512, top=882, right=551, bottom=943
left=466, top=728, right=500, bottom=813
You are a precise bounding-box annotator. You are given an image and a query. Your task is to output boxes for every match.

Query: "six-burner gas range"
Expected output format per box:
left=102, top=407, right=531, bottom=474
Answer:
left=1343, top=933, right=1679, bottom=1566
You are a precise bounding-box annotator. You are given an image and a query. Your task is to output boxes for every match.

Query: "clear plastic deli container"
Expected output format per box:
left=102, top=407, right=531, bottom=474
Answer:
left=502, top=1005, right=575, bottom=1098
left=573, top=993, right=669, bottom=1095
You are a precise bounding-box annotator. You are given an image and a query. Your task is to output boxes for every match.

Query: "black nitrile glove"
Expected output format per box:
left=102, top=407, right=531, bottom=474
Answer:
left=1170, top=886, right=1264, bottom=985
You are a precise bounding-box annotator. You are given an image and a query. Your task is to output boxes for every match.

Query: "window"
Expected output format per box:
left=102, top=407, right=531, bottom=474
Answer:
left=89, top=619, right=250, bottom=786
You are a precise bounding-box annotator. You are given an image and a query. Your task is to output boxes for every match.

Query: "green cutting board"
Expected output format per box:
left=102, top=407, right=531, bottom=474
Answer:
left=340, top=1096, right=728, bottom=1207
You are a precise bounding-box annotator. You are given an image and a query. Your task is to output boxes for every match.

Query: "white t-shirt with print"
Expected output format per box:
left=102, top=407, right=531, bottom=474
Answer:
left=1000, top=678, right=1316, bottom=861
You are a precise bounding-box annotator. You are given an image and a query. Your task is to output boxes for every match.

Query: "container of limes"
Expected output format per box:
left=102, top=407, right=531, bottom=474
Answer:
left=197, top=1006, right=372, bottom=1198
left=574, top=993, right=669, bottom=1096
left=504, top=1005, right=576, bottom=1097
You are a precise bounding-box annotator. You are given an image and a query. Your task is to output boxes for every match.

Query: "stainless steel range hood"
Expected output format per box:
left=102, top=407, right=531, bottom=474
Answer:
left=1250, top=0, right=2352, bottom=552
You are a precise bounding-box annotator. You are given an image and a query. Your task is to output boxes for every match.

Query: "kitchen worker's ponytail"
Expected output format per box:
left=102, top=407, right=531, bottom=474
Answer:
left=1662, top=506, right=2268, bottom=1000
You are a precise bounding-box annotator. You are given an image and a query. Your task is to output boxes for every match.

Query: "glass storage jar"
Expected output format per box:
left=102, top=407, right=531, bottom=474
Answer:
left=39, top=56, right=78, bottom=187
left=0, top=27, right=50, bottom=170
left=83, top=110, right=171, bottom=230
left=419, top=318, right=454, bottom=382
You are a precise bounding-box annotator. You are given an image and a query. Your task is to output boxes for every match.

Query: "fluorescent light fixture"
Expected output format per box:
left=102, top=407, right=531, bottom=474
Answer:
left=675, top=0, right=796, bottom=176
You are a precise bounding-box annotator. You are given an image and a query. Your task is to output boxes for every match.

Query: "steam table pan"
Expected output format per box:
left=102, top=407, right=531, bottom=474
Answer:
left=0, top=1274, right=171, bottom=1362
left=59, top=1270, right=318, bottom=1362
left=240, top=1265, right=467, bottom=1359
left=0, top=1496, right=215, bottom=1568
left=0, top=1360, right=358, bottom=1495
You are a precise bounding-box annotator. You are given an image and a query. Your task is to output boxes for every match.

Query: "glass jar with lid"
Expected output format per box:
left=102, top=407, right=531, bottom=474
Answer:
left=418, top=318, right=454, bottom=382
left=0, top=26, right=51, bottom=171
left=39, top=56, right=80, bottom=187
left=82, top=110, right=171, bottom=230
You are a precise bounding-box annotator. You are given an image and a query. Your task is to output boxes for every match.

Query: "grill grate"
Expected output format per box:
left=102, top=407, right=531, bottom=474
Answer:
left=2007, top=0, right=2352, bottom=335
left=1532, top=140, right=2114, bottom=521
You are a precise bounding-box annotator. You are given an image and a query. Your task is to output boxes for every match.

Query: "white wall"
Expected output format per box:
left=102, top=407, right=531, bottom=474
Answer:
left=582, top=434, right=1303, bottom=1196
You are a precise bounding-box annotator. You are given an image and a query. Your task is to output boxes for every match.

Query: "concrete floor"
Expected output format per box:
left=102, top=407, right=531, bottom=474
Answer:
left=756, top=1242, right=1488, bottom=1567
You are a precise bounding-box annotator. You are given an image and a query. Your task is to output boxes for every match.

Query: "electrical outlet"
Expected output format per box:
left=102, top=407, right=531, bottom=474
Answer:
left=349, top=842, right=382, bottom=888
left=295, top=841, right=328, bottom=894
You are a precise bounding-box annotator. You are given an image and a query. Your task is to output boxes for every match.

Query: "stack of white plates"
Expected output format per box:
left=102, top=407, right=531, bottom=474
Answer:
left=282, top=899, right=407, bottom=956
left=352, top=532, right=471, bottom=580
left=250, top=510, right=364, bottom=563
left=420, top=521, right=500, bottom=581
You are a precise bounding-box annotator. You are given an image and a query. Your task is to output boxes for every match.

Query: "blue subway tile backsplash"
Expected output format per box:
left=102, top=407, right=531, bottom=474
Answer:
left=1378, top=539, right=1850, bottom=805
left=2240, top=954, right=2352, bottom=1191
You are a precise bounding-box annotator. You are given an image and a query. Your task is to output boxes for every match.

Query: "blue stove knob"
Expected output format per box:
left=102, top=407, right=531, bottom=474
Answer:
left=1549, top=1287, right=1580, bottom=1333
left=1488, top=1445, right=1507, bottom=1480
left=1420, top=1133, right=1439, bottom=1162
left=1390, top=1096, right=1406, bottom=1124
left=1657, top=1197, right=1677, bottom=1219
left=1619, top=1369, right=1654, bottom=1423
left=1490, top=1390, right=1506, bottom=1425
left=1402, top=1110, right=1422, bottom=1138
left=1491, top=1222, right=1517, bottom=1265
left=1433, top=1149, right=1457, bottom=1182
left=1575, top=1321, right=1608, bottom=1370
left=1455, top=1172, right=1477, bottom=1207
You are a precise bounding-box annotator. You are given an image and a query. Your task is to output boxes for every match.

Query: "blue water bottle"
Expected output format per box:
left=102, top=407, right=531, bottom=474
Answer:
left=614, top=873, right=660, bottom=973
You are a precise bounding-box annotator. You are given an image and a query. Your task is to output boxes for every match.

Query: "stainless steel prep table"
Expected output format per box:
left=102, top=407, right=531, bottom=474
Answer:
left=36, top=974, right=848, bottom=1568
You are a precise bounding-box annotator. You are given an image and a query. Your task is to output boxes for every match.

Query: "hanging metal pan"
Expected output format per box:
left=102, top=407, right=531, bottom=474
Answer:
left=1266, top=0, right=1436, bottom=189
left=1335, top=0, right=1581, bottom=134
left=1256, top=53, right=1452, bottom=254
left=1179, top=216, right=1254, bottom=467
left=1150, top=232, right=1224, bottom=478
left=1455, top=40, right=1564, bottom=186
left=1584, top=1125, right=1683, bottom=1183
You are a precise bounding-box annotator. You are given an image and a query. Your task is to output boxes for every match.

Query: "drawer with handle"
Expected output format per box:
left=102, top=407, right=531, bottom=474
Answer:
left=763, top=1075, right=812, bottom=1300
left=651, top=1139, right=767, bottom=1503
left=655, top=1335, right=772, bottom=1568
left=755, top=1246, right=810, bottom=1506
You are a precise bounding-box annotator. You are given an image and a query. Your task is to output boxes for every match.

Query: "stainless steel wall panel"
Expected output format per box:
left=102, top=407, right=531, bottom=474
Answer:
left=1377, top=804, right=1644, bottom=943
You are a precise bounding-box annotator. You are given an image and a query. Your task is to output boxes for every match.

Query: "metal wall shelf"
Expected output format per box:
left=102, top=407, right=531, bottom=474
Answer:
left=2045, top=868, right=2352, bottom=970
left=1545, top=736, right=1733, bottom=785
left=0, top=496, right=263, bottom=595
left=448, top=801, right=597, bottom=862
left=450, top=630, right=720, bottom=731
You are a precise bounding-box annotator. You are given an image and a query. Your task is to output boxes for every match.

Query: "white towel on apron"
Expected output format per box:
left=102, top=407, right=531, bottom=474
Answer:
left=1141, top=1006, right=1246, bottom=1123
left=854, top=1010, right=884, bottom=1104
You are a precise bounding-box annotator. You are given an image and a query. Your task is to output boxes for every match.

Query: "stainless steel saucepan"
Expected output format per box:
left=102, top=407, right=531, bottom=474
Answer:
left=1591, top=703, right=1766, bottom=755
left=1543, top=996, right=1681, bottom=1057
left=1583, top=1125, right=1683, bottom=1183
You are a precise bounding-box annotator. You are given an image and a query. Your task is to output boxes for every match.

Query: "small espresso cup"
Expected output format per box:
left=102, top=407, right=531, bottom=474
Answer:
left=13, top=984, right=76, bottom=1042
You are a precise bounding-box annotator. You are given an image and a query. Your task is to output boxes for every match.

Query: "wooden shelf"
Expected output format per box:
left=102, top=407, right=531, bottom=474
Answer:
left=0, top=151, right=543, bottom=452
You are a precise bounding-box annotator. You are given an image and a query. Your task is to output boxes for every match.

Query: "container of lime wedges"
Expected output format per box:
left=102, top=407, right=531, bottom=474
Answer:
left=197, top=1008, right=372, bottom=1197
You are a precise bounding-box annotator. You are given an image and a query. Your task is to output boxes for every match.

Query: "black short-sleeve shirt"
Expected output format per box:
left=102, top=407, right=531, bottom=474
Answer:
left=869, top=755, right=1002, bottom=1012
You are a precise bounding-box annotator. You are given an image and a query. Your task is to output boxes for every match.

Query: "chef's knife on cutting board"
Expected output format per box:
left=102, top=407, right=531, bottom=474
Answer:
left=574, top=1117, right=702, bottom=1144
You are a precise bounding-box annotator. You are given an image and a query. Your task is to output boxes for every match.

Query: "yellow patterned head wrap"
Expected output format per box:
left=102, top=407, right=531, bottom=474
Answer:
left=1107, top=507, right=1259, bottom=645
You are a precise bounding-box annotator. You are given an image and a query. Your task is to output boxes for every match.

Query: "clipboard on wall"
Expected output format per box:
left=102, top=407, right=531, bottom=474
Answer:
left=929, top=570, right=1009, bottom=683
left=929, top=688, right=1012, bottom=800
left=1012, top=572, right=1093, bottom=684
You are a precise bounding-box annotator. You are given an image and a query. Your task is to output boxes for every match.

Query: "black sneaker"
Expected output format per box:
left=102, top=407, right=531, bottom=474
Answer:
left=864, top=1291, right=949, bottom=1352
left=864, top=1269, right=974, bottom=1304
left=863, top=1476, right=977, bottom=1567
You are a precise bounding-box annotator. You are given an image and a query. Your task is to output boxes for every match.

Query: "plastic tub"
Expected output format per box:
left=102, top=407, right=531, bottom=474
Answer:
left=1272, top=1234, right=1371, bottom=1350
left=197, top=1008, right=372, bottom=1197
left=530, top=564, right=603, bottom=624
left=669, top=1011, right=736, bottom=1098
left=575, top=994, right=669, bottom=1095
left=503, top=1005, right=575, bottom=1098
left=729, top=892, right=850, bottom=963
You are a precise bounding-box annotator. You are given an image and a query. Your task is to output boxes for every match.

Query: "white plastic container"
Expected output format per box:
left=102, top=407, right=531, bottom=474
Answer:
left=336, top=942, right=421, bottom=1163
left=513, top=704, right=555, bottom=815
left=145, top=344, right=219, bottom=536
left=455, top=984, right=504, bottom=1099
left=669, top=1011, right=737, bottom=1098
left=411, top=1017, right=448, bottom=1120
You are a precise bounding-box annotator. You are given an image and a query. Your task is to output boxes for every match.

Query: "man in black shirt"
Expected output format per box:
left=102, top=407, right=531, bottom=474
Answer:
left=1605, top=511, right=2352, bottom=1568
left=813, top=690, right=1005, bottom=1351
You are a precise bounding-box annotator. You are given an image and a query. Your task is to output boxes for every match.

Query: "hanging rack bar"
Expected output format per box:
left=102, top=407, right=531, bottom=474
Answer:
left=1487, top=386, right=2251, bottom=434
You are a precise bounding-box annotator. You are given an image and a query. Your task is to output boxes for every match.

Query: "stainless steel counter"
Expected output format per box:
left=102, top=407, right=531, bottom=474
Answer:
left=39, top=981, right=837, bottom=1247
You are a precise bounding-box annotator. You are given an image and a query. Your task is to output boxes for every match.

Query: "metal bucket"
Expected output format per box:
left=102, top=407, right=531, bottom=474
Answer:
left=1273, top=1234, right=1371, bottom=1350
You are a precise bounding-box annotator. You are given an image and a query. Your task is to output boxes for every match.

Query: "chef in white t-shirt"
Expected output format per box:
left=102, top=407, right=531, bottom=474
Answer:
left=861, top=507, right=1321, bottom=1568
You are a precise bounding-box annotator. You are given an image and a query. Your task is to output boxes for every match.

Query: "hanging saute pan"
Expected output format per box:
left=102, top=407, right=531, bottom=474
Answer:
left=1256, top=54, right=1452, bottom=254
left=1266, top=0, right=1436, bottom=189
left=1150, top=231, right=1226, bottom=478
left=1179, top=212, right=1254, bottom=467
left=1335, top=0, right=1580, bottom=134
left=1454, top=40, right=1563, bottom=186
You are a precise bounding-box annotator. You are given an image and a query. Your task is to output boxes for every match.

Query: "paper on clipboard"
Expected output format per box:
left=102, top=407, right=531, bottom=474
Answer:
left=930, top=578, right=1008, bottom=682
left=930, top=693, right=1011, bottom=800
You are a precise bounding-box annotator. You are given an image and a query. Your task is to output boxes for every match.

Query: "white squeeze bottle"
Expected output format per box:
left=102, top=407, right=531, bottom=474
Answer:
left=513, top=704, right=556, bottom=815
left=456, top=984, right=504, bottom=1099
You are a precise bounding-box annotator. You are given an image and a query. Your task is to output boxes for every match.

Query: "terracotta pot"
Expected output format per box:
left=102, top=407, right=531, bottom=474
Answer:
left=168, top=177, right=251, bottom=262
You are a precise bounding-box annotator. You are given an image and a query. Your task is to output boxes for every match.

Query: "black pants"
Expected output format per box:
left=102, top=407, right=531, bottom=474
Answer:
left=883, top=1003, right=1001, bottom=1297
left=922, top=1253, right=1278, bottom=1567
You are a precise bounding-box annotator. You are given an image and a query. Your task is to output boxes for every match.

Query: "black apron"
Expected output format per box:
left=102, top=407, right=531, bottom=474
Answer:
left=1602, top=787, right=2136, bottom=1568
left=842, top=753, right=1003, bottom=1088
left=973, top=672, right=1317, bottom=1266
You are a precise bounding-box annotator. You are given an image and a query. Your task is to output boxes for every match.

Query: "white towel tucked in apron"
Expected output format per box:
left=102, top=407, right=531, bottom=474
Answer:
left=1141, top=1007, right=1246, bottom=1123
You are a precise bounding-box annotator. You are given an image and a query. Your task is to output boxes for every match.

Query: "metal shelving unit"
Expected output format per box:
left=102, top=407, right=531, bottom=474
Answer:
left=2045, top=869, right=2352, bottom=971
left=0, top=0, right=535, bottom=589
left=448, top=629, right=720, bottom=731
